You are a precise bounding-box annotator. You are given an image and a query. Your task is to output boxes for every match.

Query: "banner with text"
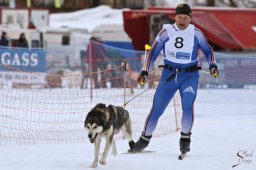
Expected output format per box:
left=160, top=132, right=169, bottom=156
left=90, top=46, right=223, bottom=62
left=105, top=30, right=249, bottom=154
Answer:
left=0, top=47, right=47, bottom=72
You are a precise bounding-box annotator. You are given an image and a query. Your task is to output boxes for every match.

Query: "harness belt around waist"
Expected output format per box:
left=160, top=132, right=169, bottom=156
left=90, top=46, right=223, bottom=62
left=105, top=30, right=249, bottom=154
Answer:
left=158, top=64, right=201, bottom=72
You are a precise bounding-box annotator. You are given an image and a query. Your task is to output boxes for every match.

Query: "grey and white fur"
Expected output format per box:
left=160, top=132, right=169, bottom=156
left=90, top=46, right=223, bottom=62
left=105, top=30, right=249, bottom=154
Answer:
left=84, top=103, right=135, bottom=168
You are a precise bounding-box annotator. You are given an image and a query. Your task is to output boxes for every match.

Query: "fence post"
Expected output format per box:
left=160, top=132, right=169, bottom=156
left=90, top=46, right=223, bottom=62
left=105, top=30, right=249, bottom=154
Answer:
left=123, top=61, right=127, bottom=108
left=89, top=40, right=93, bottom=102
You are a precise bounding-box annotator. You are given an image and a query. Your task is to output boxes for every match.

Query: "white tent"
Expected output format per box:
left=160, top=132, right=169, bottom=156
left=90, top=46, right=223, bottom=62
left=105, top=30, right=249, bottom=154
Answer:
left=49, top=5, right=131, bottom=42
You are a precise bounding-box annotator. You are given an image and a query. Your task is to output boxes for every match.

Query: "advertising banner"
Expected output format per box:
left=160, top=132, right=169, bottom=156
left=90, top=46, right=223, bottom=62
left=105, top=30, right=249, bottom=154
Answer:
left=0, top=48, right=46, bottom=72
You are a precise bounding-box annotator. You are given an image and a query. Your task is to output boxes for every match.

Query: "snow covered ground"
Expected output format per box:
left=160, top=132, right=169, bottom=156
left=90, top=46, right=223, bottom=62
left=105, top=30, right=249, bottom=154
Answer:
left=0, top=89, right=255, bottom=170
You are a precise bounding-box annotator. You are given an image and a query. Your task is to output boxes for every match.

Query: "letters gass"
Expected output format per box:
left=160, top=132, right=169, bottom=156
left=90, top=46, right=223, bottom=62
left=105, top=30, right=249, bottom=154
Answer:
left=1, top=52, right=38, bottom=67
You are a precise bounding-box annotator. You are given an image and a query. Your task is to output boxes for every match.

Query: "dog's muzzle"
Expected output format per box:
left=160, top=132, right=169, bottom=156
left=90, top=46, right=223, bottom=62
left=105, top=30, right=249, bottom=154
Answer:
left=88, top=133, right=98, bottom=143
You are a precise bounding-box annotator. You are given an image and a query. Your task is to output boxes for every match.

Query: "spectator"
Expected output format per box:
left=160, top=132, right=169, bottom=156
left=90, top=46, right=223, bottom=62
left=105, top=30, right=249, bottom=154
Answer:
left=16, top=33, right=29, bottom=48
left=0, top=31, right=9, bottom=47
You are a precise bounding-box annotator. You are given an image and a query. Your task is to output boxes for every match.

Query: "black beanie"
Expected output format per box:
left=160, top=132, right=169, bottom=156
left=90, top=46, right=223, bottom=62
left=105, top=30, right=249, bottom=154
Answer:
left=175, top=3, right=192, bottom=18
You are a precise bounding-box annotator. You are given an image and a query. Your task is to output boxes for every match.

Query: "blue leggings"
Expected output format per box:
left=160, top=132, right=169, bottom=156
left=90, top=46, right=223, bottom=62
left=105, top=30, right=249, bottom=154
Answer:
left=143, top=69, right=199, bottom=136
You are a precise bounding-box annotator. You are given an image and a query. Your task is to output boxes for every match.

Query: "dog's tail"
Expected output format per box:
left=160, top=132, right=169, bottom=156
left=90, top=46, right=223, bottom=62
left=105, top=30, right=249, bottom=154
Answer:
left=123, top=110, right=129, bottom=121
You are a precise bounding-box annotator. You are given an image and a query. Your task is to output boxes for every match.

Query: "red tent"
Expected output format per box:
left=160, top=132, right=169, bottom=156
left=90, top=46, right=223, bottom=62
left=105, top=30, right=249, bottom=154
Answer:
left=123, top=7, right=256, bottom=51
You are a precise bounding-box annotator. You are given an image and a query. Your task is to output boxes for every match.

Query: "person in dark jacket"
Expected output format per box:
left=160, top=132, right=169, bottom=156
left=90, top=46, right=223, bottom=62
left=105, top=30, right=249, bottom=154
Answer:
left=16, top=33, right=29, bottom=48
left=0, top=31, right=9, bottom=47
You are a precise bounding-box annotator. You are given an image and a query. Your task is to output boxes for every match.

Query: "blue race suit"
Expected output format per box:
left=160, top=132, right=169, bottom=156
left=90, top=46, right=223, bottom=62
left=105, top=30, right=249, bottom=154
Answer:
left=142, top=23, right=216, bottom=136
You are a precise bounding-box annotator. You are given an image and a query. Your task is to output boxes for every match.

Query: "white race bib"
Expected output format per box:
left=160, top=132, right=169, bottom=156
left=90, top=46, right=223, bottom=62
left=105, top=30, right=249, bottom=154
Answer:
left=163, top=24, right=195, bottom=64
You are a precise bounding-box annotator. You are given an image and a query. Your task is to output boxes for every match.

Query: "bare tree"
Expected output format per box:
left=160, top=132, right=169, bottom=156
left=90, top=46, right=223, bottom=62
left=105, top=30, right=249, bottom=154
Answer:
left=241, top=0, right=256, bottom=8
left=207, top=0, right=215, bottom=6
left=144, top=0, right=157, bottom=7
left=89, top=0, right=100, bottom=7
left=228, top=0, right=238, bottom=7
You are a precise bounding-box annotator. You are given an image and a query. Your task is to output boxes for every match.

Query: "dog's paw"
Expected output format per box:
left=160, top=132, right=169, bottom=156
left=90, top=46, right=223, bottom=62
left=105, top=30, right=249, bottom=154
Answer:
left=99, top=158, right=106, bottom=165
left=89, top=162, right=98, bottom=168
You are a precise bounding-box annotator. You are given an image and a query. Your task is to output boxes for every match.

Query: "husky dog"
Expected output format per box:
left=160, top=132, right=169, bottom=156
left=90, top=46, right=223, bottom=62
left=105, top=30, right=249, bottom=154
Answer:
left=84, top=103, right=135, bottom=168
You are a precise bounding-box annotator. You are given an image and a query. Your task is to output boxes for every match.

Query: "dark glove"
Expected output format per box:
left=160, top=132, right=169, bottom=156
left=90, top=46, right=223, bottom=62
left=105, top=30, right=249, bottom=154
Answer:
left=209, top=63, right=219, bottom=78
left=137, top=71, right=148, bottom=87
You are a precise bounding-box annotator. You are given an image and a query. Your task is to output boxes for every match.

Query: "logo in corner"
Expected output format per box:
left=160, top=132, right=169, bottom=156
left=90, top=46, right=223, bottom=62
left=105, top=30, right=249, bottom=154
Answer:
left=232, top=150, right=253, bottom=168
